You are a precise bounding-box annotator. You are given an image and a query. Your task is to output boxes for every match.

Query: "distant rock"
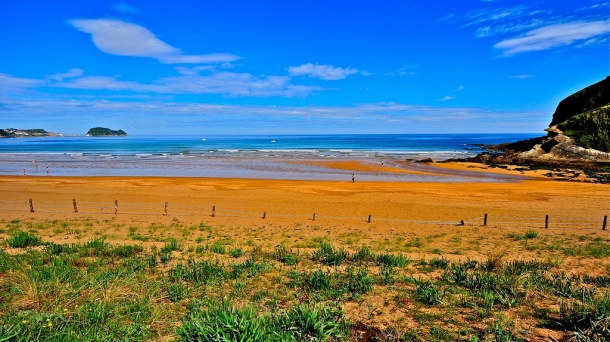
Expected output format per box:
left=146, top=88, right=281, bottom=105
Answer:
left=85, top=127, right=127, bottom=136
left=0, top=128, right=62, bottom=138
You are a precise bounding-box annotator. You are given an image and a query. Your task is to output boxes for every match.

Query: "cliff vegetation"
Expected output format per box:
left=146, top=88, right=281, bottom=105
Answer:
left=557, top=105, right=610, bottom=152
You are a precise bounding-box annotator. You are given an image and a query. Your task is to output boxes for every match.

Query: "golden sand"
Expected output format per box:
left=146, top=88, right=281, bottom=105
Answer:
left=1, top=162, right=607, bottom=265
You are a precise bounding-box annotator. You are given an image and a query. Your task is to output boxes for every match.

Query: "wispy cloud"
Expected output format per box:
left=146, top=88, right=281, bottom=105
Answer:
left=1, top=66, right=323, bottom=98
left=461, top=2, right=609, bottom=56
left=288, top=63, right=358, bottom=80
left=113, top=3, right=141, bottom=14
left=453, top=85, right=464, bottom=92
left=576, top=2, right=609, bottom=12
left=475, top=18, right=549, bottom=38
left=509, top=74, right=535, bottom=79
left=383, top=65, right=417, bottom=77
left=464, top=6, right=529, bottom=27
left=438, top=96, right=456, bottom=101
left=46, top=68, right=84, bottom=81
left=494, top=20, right=610, bottom=55
left=0, top=73, right=42, bottom=92
left=70, top=19, right=239, bottom=64
left=53, top=72, right=319, bottom=98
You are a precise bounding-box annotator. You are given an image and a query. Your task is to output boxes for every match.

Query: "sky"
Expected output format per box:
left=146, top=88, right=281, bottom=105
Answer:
left=0, top=0, right=608, bottom=135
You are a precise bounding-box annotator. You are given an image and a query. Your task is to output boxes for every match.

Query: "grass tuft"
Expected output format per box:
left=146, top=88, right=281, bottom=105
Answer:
left=6, top=231, right=43, bottom=248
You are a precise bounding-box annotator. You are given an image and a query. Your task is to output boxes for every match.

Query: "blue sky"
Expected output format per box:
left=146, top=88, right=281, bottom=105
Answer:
left=0, top=0, right=608, bottom=135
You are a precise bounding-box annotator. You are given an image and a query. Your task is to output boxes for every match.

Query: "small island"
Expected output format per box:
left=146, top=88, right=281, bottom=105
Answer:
left=0, top=128, right=62, bottom=138
left=85, top=127, right=128, bottom=137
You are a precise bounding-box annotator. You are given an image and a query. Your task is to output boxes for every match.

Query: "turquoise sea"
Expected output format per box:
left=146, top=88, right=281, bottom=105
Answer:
left=0, top=134, right=539, bottom=180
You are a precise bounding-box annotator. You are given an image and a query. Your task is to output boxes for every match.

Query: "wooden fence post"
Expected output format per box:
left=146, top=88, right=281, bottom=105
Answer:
left=212, top=205, right=216, bottom=217
left=73, top=199, right=78, bottom=213
left=114, top=200, right=118, bottom=215
left=367, top=215, right=371, bottom=223
left=484, top=213, right=487, bottom=226
left=29, top=198, right=34, bottom=213
left=545, top=215, right=549, bottom=229
left=312, top=213, right=316, bottom=221
left=262, top=211, right=266, bottom=219
left=164, top=202, right=168, bottom=216
left=603, top=216, right=607, bottom=231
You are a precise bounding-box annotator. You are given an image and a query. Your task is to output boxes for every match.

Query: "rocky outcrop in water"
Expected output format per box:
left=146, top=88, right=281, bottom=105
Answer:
left=85, top=127, right=127, bottom=136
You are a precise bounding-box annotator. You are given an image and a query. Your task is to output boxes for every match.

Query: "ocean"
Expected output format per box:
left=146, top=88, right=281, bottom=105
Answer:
left=0, top=134, right=539, bottom=180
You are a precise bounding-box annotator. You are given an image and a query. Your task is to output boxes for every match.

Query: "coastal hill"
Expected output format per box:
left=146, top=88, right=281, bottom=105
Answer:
left=0, top=128, right=62, bottom=138
left=551, top=76, right=610, bottom=126
left=85, top=127, right=128, bottom=137
left=500, top=76, right=610, bottom=162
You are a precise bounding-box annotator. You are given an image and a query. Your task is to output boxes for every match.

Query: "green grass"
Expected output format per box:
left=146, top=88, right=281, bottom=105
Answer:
left=1, top=220, right=609, bottom=341
left=311, top=242, right=349, bottom=266
left=5, top=231, right=43, bottom=248
left=177, top=302, right=348, bottom=342
left=209, top=242, right=227, bottom=254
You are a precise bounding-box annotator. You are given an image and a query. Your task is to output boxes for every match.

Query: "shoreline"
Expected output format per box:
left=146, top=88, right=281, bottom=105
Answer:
left=1, top=156, right=536, bottom=183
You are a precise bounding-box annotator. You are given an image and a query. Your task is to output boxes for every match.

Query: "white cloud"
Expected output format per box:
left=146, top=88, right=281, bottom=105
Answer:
left=46, top=68, right=84, bottom=81
left=453, top=85, right=464, bottom=92
left=384, top=65, right=417, bottom=77
left=0, top=66, right=322, bottom=98
left=288, top=63, right=358, bottom=80
left=53, top=72, right=320, bottom=98
left=475, top=18, right=548, bottom=38
left=155, top=72, right=318, bottom=97
left=113, top=3, right=141, bottom=14
left=494, top=20, right=610, bottom=55
left=509, top=74, right=535, bottom=79
left=0, top=73, right=42, bottom=92
left=464, top=6, right=528, bottom=27
left=70, top=19, right=239, bottom=64
left=174, top=66, right=216, bottom=76
left=56, top=76, right=152, bottom=92
left=438, top=96, right=456, bottom=101
left=576, top=3, right=608, bottom=12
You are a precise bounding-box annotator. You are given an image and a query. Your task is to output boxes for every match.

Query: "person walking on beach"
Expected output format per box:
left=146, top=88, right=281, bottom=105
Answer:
left=352, top=174, right=355, bottom=183
left=22, top=169, right=26, bottom=176
left=45, top=164, right=49, bottom=176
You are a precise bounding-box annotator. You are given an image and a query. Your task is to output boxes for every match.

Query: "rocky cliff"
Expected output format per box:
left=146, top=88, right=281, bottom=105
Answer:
left=514, top=77, right=610, bottom=162
left=550, top=76, right=610, bottom=126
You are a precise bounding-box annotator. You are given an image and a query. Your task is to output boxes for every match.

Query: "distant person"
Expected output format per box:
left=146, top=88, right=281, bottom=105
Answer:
left=22, top=169, right=26, bottom=176
left=32, top=160, right=37, bottom=168
left=381, top=161, right=384, bottom=166
left=46, top=164, right=49, bottom=176
left=352, top=174, right=355, bottom=183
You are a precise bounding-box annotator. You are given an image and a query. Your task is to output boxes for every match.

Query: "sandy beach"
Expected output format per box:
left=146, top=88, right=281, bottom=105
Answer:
left=1, top=161, right=607, bottom=270
left=1, top=160, right=609, bottom=340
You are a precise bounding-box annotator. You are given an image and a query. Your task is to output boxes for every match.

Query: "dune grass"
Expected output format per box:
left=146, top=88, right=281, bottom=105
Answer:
left=0, top=220, right=609, bottom=341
